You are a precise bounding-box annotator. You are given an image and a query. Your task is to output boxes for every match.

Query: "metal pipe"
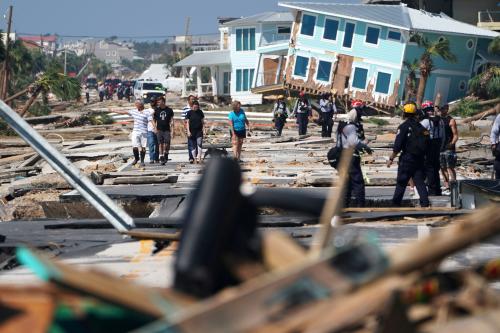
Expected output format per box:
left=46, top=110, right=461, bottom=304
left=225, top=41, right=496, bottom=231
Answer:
left=0, top=100, right=135, bottom=232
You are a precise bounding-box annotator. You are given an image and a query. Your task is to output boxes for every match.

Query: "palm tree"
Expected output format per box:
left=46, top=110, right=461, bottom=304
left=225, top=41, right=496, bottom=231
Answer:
left=19, top=71, right=81, bottom=117
left=411, top=34, right=457, bottom=106
left=403, top=59, right=419, bottom=102
left=488, top=36, right=500, bottom=56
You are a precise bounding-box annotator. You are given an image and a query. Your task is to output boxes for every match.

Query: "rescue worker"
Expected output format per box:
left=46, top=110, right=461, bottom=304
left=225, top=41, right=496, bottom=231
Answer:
left=420, top=101, right=444, bottom=196
left=319, top=93, right=337, bottom=138
left=337, top=106, right=372, bottom=207
left=272, top=95, right=288, bottom=137
left=292, top=91, right=312, bottom=136
left=387, top=103, right=430, bottom=207
left=439, top=104, right=458, bottom=194
left=491, top=113, right=500, bottom=179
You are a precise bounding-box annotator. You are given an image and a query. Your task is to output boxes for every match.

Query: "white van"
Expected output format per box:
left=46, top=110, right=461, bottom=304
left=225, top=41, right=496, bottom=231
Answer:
left=133, top=80, right=166, bottom=103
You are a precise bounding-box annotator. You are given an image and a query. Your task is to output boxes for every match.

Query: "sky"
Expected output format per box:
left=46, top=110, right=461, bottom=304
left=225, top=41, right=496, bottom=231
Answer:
left=0, top=0, right=283, bottom=40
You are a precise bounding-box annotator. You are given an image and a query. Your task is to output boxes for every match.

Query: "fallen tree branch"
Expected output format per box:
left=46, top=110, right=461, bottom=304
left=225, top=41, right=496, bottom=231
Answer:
left=460, top=103, right=500, bottom=124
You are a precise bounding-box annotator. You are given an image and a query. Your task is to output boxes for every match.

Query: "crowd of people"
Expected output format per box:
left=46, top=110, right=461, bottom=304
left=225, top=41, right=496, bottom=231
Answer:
left=116, top=91, right=499, bottom=209
left=116, top=95, right=251, bottom=167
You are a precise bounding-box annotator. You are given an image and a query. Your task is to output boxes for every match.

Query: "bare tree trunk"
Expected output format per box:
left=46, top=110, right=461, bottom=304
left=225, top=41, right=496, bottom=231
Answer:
left=416, top=74, right=427, bottom=107
left=18, top=89, right=40, bottom=117
left=4, top=87, right=30, bottom=103
left=460, top=103, right=500, bottom=123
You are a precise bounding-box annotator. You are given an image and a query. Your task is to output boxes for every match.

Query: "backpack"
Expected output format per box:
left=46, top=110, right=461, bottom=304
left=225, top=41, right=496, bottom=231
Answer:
left=406, top=121, right=430, bottom=156
left=327, top=121, right=348, bottom=169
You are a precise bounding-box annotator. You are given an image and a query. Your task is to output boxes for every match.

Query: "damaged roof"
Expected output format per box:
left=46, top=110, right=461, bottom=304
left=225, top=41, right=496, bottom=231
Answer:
left=174, top=50, right=230, bottom=67
left=222, top=11, right=294, bottom=27
left=278, top=2, right=500, bottom=37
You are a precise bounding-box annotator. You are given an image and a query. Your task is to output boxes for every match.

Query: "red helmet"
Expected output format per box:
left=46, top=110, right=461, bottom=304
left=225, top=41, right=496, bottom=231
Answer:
left=351, top=100, right=364, bottom=108
left=299, top=91, right=305, bottom=97
left=421, top=100, right=434, bottom=110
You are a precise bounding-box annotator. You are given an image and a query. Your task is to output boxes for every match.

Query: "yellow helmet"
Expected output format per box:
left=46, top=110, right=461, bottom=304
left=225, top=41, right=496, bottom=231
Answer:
left=403, top=103, right=417, bottom=114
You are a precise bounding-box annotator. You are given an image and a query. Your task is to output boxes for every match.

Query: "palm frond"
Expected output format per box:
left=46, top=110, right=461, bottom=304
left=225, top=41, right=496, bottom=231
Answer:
left=488, top=36, right=500, bottom=56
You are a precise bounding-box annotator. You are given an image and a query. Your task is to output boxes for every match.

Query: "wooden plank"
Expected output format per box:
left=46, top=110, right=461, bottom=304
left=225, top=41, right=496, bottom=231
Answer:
left=111, top=175, right=178, bottom=185
left=123, top=230, right=181, bottom=241
left=0, top=153, right=35, bottom=167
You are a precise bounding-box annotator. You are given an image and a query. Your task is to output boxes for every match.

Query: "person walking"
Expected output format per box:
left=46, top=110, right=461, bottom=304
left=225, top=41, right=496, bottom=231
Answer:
left=319, top=93, right=337, bottom=138
left=292, top=91, right=312, bottom=136
left=146, top=99, right=160, bottom=164
left=98, top=83, right=105, bottom=102
left=154, top=96, right=175, bottom=165
left=439, top=104, right=458, bottom=194
left=85, top=86, right=90, bottom=104
left=182, top=95, right=197, bottom=163
left=491, top=113, right=500, bottom=179
left=228, top=101, right=250, bottom=162
left=113, top=100, right=150, bottom=167
left=387, top=103, right=430, bottom=207
left=185, top=101, right=205, bottom=164
left=337, top=108, right=373, bottom=207
left=273, top=95, right=288, bottom=137
left=420, top=101, right=444, bottom=196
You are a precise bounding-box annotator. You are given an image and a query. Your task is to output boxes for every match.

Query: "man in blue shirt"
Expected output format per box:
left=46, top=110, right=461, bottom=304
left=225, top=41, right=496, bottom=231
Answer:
left=228, top=101, right=251, bottom=162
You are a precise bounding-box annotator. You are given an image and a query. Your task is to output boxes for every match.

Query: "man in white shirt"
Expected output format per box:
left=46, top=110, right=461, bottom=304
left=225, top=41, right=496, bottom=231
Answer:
left=146, top=98, right=159, bottom=164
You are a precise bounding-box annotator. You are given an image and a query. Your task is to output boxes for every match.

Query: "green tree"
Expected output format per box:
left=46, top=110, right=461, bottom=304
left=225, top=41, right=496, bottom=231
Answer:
left=411, top=34, right=457, bottom=106
left=19, top=71, right=81, bottom=117
left=488, top=36, right=500, bottom=56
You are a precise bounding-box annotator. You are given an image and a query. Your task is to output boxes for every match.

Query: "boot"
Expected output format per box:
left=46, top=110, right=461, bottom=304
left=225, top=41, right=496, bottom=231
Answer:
left=132, top=148, right=139, bottom=165
left=140, top=150, right=146, bottom=167
left=162, top=154, right=168, bottom=165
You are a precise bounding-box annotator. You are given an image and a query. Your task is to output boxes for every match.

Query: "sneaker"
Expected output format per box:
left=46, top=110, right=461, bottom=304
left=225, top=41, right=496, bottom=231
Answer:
left=442, top=188, right=451, bottom=196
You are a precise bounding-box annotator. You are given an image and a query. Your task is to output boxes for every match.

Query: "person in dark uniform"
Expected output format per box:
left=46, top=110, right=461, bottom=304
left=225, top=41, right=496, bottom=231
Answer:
left=338, top=105, right=372, bottom=207
left=439, top=104, right=458, bottom=194
left=292, top=91, right=312, bottom=136
left=273, top=95, right=288, bottom=137
left=387, top=103, right=430, bottom=207
left=319, top=93, right=337, bottom=138
left=420, top=101, right=444, bottom=196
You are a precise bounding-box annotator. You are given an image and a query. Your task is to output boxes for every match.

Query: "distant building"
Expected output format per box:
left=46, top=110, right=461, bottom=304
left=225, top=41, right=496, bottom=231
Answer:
left=91, top=40, right=136, bottom=64
left=19, top=35, right=57, bottom=54
left=0, top=33, right=16, bottom=46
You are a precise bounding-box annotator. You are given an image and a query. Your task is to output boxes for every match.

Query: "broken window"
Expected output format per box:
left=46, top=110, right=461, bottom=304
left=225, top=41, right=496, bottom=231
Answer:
left=365, top=27, right=380, bottom=45
left=323, top=18, right=339, bottom=41
left=294, top=56, right=309, bottom=77
left=343, top=22, right=355, bottom=48
left=352, top=67, right=368, bottom=89
left=317, top=61, right=332, bottom=82
left=301, top=14, right=316, bottom=37
left=375, top=72, right=392, bottom=94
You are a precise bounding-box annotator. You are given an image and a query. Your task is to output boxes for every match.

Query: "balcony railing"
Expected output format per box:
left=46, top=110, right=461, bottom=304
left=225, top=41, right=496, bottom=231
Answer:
left=260, top=33, right=291, bottom=47
left=478, top=11, right=500, bottom=30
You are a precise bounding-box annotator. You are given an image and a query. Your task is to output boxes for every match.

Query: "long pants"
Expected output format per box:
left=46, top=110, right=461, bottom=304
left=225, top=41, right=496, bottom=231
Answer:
left=187, top=138, right=194, bottom=161
left=393, top=155, right=430, bottom=207
left=345, top=156, right=365, bottom=208
left=147, top=131, right=159, bottom=162
left=99, top=93, right=104, bottom=102
left=188, top=136, right=203, bottom=160
left=275, top=117, right=286, bottom=136
left=425, top=139, right=442, bottom=196
left=297, top=113, right=308, bottom=136
left=495, top=159, right=500, bottom=180
left=321, top=112, right=334, bottom=138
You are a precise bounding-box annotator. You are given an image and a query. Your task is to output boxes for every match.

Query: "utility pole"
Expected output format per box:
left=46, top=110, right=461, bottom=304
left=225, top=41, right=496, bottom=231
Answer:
left=183, top=16, right=191, bottom=54
left=64, top=49, right=67, bottom=75
left=1, top=5, right=13, bottom=100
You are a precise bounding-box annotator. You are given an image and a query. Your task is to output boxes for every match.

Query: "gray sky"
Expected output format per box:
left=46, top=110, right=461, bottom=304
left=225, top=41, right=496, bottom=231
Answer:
left=0, top=0, right=282, bottom=39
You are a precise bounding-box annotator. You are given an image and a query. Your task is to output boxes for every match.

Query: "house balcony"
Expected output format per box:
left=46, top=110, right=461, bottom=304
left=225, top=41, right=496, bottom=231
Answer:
left=258, top=33, right=291, bottom=55
left=478, top=11, right=500, bottom=31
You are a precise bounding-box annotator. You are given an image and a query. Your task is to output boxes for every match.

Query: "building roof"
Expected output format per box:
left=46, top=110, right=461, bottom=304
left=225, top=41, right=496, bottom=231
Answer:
left=279, top=2, right=411, bottom=30
left=139, top=64, right=172, bottom=82
left=174, top=50, right=230, bottom=67
left=407, top=9, right=499, bottom=38
left=278, top=2, right=500, bottom=37
left=222, top=11, right=294, bottom=27
left=19, top=35, right=57, bottom=42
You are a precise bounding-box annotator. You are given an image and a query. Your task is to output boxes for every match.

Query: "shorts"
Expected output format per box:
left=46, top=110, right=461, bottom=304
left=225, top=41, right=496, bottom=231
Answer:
left=233, top=130, right=246, bottom=139
left=156, top=130, right=171, bottom=145
left=440, top=150, right=457, bottom=169
left=131, top=131, right=147, bottom=148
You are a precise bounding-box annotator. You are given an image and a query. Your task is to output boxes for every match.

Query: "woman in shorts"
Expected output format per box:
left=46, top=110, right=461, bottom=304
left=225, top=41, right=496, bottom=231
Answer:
left=228, top=101, right=251, bottom=162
